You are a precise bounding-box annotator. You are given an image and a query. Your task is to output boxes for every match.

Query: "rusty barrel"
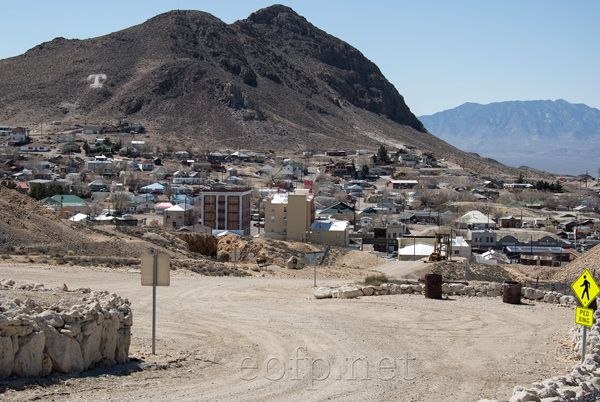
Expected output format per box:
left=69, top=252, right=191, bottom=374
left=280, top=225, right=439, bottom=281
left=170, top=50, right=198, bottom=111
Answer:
left=424, top=274, right=443, bottom=299
left=502, top=280, right=522, bottom=304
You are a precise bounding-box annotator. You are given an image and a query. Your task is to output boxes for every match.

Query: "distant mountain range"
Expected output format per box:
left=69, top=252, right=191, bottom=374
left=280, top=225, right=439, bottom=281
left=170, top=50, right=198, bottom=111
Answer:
left=419, top=99, right=600, bottom=176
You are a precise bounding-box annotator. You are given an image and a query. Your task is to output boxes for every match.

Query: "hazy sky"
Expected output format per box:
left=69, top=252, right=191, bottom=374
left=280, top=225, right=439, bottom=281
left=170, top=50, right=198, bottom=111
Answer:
left=1, top=1, right=599, bottom=116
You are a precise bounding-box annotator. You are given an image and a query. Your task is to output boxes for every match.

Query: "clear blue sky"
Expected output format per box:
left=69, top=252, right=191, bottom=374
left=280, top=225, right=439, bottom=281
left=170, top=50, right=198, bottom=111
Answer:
left=2, top=0, right=599, bottom=116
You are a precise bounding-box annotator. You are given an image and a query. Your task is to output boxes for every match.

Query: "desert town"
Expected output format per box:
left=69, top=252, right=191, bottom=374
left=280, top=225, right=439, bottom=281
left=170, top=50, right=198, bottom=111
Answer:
left=1, top=122, right=598, bottom=254
left=1, top=122, right=600, bottom=401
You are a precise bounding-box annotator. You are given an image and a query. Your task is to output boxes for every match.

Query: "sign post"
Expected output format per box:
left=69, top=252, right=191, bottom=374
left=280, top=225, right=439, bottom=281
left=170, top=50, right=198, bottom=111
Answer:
left=304, top=251, right=325, bottom=287
left=141, top=249, right=170, bottom=355
left=571, top=269, right=599, bottom=363
left=231, top=249, right=239, bottom=277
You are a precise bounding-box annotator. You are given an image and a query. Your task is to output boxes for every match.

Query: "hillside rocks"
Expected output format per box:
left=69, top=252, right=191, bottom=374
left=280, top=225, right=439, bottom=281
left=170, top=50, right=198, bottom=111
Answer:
left=0, top=6, right=441, bottom=154
left=314, top=281, right=577, bottom=307
left=0, top=279, right=131, bottom=378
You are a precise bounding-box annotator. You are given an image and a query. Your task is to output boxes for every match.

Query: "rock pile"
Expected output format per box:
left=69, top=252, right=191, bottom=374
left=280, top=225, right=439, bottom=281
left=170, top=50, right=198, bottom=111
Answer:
left=480, top=310, right=600, bottom=401
left=314, top=281, right=578, bottom=307
left=0, top=279, right=132, bottom=378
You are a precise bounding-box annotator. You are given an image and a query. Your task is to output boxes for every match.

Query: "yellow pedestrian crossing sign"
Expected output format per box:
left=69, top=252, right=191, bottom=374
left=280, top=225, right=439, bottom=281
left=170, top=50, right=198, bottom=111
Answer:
left=571, top=269, right=600, bottom=308
left=576, top=307, right=594, bottom=327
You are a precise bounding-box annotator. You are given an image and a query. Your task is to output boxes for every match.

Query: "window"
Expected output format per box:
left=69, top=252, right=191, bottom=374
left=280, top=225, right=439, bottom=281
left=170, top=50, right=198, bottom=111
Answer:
left=271, top=206, right=275, bottom=212
left=271, top=227, right=274, bottom=232
left=271, top=216, right=275, bottom=222
left=284, top=207, right=287, bottom=213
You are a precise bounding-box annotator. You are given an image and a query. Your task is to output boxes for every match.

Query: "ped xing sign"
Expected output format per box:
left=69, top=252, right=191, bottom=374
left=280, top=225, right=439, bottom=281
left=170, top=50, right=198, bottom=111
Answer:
left=572, top=269, right=598, bottom=363
left=571, top=269, right=600, bottom=308
left=576, top=307, right=594, bottom=328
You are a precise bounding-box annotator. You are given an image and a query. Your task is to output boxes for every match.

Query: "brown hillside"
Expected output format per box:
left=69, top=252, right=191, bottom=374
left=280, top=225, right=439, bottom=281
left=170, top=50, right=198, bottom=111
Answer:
left=0, top=6, right=519, bottom=175
left=0, top=187, right=85, bottom=248
left=552, top=243, right=600, bottom=281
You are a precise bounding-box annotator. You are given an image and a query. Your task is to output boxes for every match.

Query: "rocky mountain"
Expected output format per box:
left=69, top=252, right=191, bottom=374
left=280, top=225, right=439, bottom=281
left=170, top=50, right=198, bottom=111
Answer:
left=419, top=100, right=600, bottom=176
left=0, top=5, right=438, bottom=154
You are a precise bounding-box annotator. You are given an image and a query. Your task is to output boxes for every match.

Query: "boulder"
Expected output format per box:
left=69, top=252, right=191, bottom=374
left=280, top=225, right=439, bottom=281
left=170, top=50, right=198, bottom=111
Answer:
left=100, top=313, right=120, bottom=362
left=509, top=389, right=540, bottom=402
left=314, top=287, right=334, bottom=299
left=523, top=288, right=545, bottom=300
left=400, top=284, right=413, bottom=294
left=36, top=310, right=64, bottom=328
left=449, top=283, right=465, bottom=295
left=40, top=323, right=84, bottom=373
left=388, top=284, right=402, bottom=295
left=361, top=287, right=374, bottom=296
left=13, top=331, right=45, bottom=377
left=441, top=283, right=450, bottom=294
left=337, top=285, right=363, bottom=299
left=0, top=334, right=14, bottom=377
left=81, top=324, right=103, bottom=369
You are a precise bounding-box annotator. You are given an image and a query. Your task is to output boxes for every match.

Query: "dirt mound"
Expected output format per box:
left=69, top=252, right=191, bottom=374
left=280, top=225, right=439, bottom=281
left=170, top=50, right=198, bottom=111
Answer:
left=0, top=187, right=87, bottom=248
left=552, top=243, right=600, bottom=281
left=410, top=259, right=560, bottom=283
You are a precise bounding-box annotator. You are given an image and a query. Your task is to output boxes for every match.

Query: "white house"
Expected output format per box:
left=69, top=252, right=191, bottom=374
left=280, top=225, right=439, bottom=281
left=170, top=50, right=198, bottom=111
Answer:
left=458, top=211, right=496, bottom=230
left=10, top=130, right=27, bottom=143
left=451, top=236, right=471, bottom=258
left=398, top=242, right=434, bottom=261
left=138, top=160, right=154, bottom=171
left=20, top=142, right=49, bottom=152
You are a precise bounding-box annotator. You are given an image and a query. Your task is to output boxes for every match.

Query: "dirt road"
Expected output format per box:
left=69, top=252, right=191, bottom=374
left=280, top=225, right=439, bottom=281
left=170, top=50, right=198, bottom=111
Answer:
left=0, top=263, right=576, bottom=401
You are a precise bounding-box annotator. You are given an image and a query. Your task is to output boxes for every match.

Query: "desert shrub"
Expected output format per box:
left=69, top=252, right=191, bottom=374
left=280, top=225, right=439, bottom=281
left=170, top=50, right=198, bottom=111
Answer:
left=67, top=250, right=75, bottom=256
left=362, top=274, right=389, bottom=286
left=0, top=245, right=14, bottom=254
left=217, top=252, right=230, bottom=263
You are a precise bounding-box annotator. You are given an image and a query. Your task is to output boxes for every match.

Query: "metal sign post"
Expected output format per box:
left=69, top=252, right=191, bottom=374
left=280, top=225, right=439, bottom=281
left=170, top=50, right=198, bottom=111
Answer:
left=303, top=252, right=317, bottom=287
left=152, top=249, right=157, bottom=355
left=141, top=249, right=170, bottom=355
left=231, top=249, right=239, bottom=277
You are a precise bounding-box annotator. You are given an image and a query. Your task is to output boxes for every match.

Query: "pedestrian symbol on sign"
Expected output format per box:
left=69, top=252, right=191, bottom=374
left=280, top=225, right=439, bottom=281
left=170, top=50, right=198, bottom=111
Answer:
left=571, top=269, right=600, bottom=308
left=582, top=275, right=591, bottom=302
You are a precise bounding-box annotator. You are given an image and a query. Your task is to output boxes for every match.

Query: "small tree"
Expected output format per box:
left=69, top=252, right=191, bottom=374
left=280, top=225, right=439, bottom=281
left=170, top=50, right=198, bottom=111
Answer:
left=361, top=164, right=370, bottom=178
left=377, top=145, right=390, bottom=164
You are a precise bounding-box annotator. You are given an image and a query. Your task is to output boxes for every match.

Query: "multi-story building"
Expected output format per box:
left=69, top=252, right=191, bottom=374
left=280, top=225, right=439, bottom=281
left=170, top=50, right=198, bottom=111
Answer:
left=196, top=187, right=252, bottom=235
left=163, top=205, right=187, bottom=229
left=264, top=189, right=315, bottom=242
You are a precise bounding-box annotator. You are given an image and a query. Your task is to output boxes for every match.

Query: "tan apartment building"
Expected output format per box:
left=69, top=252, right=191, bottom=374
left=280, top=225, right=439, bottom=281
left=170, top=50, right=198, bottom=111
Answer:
left=196, top=187, right=252, bottom=235
left=264, top=189, right=315, bottom=242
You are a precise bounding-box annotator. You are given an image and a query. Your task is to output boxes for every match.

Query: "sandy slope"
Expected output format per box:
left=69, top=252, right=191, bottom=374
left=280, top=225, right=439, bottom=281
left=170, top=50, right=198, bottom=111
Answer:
left=0, top=263, right=577, bottom=402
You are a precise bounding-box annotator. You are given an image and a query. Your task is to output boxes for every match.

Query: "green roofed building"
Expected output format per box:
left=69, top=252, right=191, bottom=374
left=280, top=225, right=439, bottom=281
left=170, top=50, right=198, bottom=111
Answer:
left=40, top=194, right=87, bottom=213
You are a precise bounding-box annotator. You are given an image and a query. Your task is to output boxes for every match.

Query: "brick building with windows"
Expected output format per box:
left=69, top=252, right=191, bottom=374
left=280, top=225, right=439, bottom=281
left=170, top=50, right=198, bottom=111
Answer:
left=196, top=187, right=252, bottom=235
